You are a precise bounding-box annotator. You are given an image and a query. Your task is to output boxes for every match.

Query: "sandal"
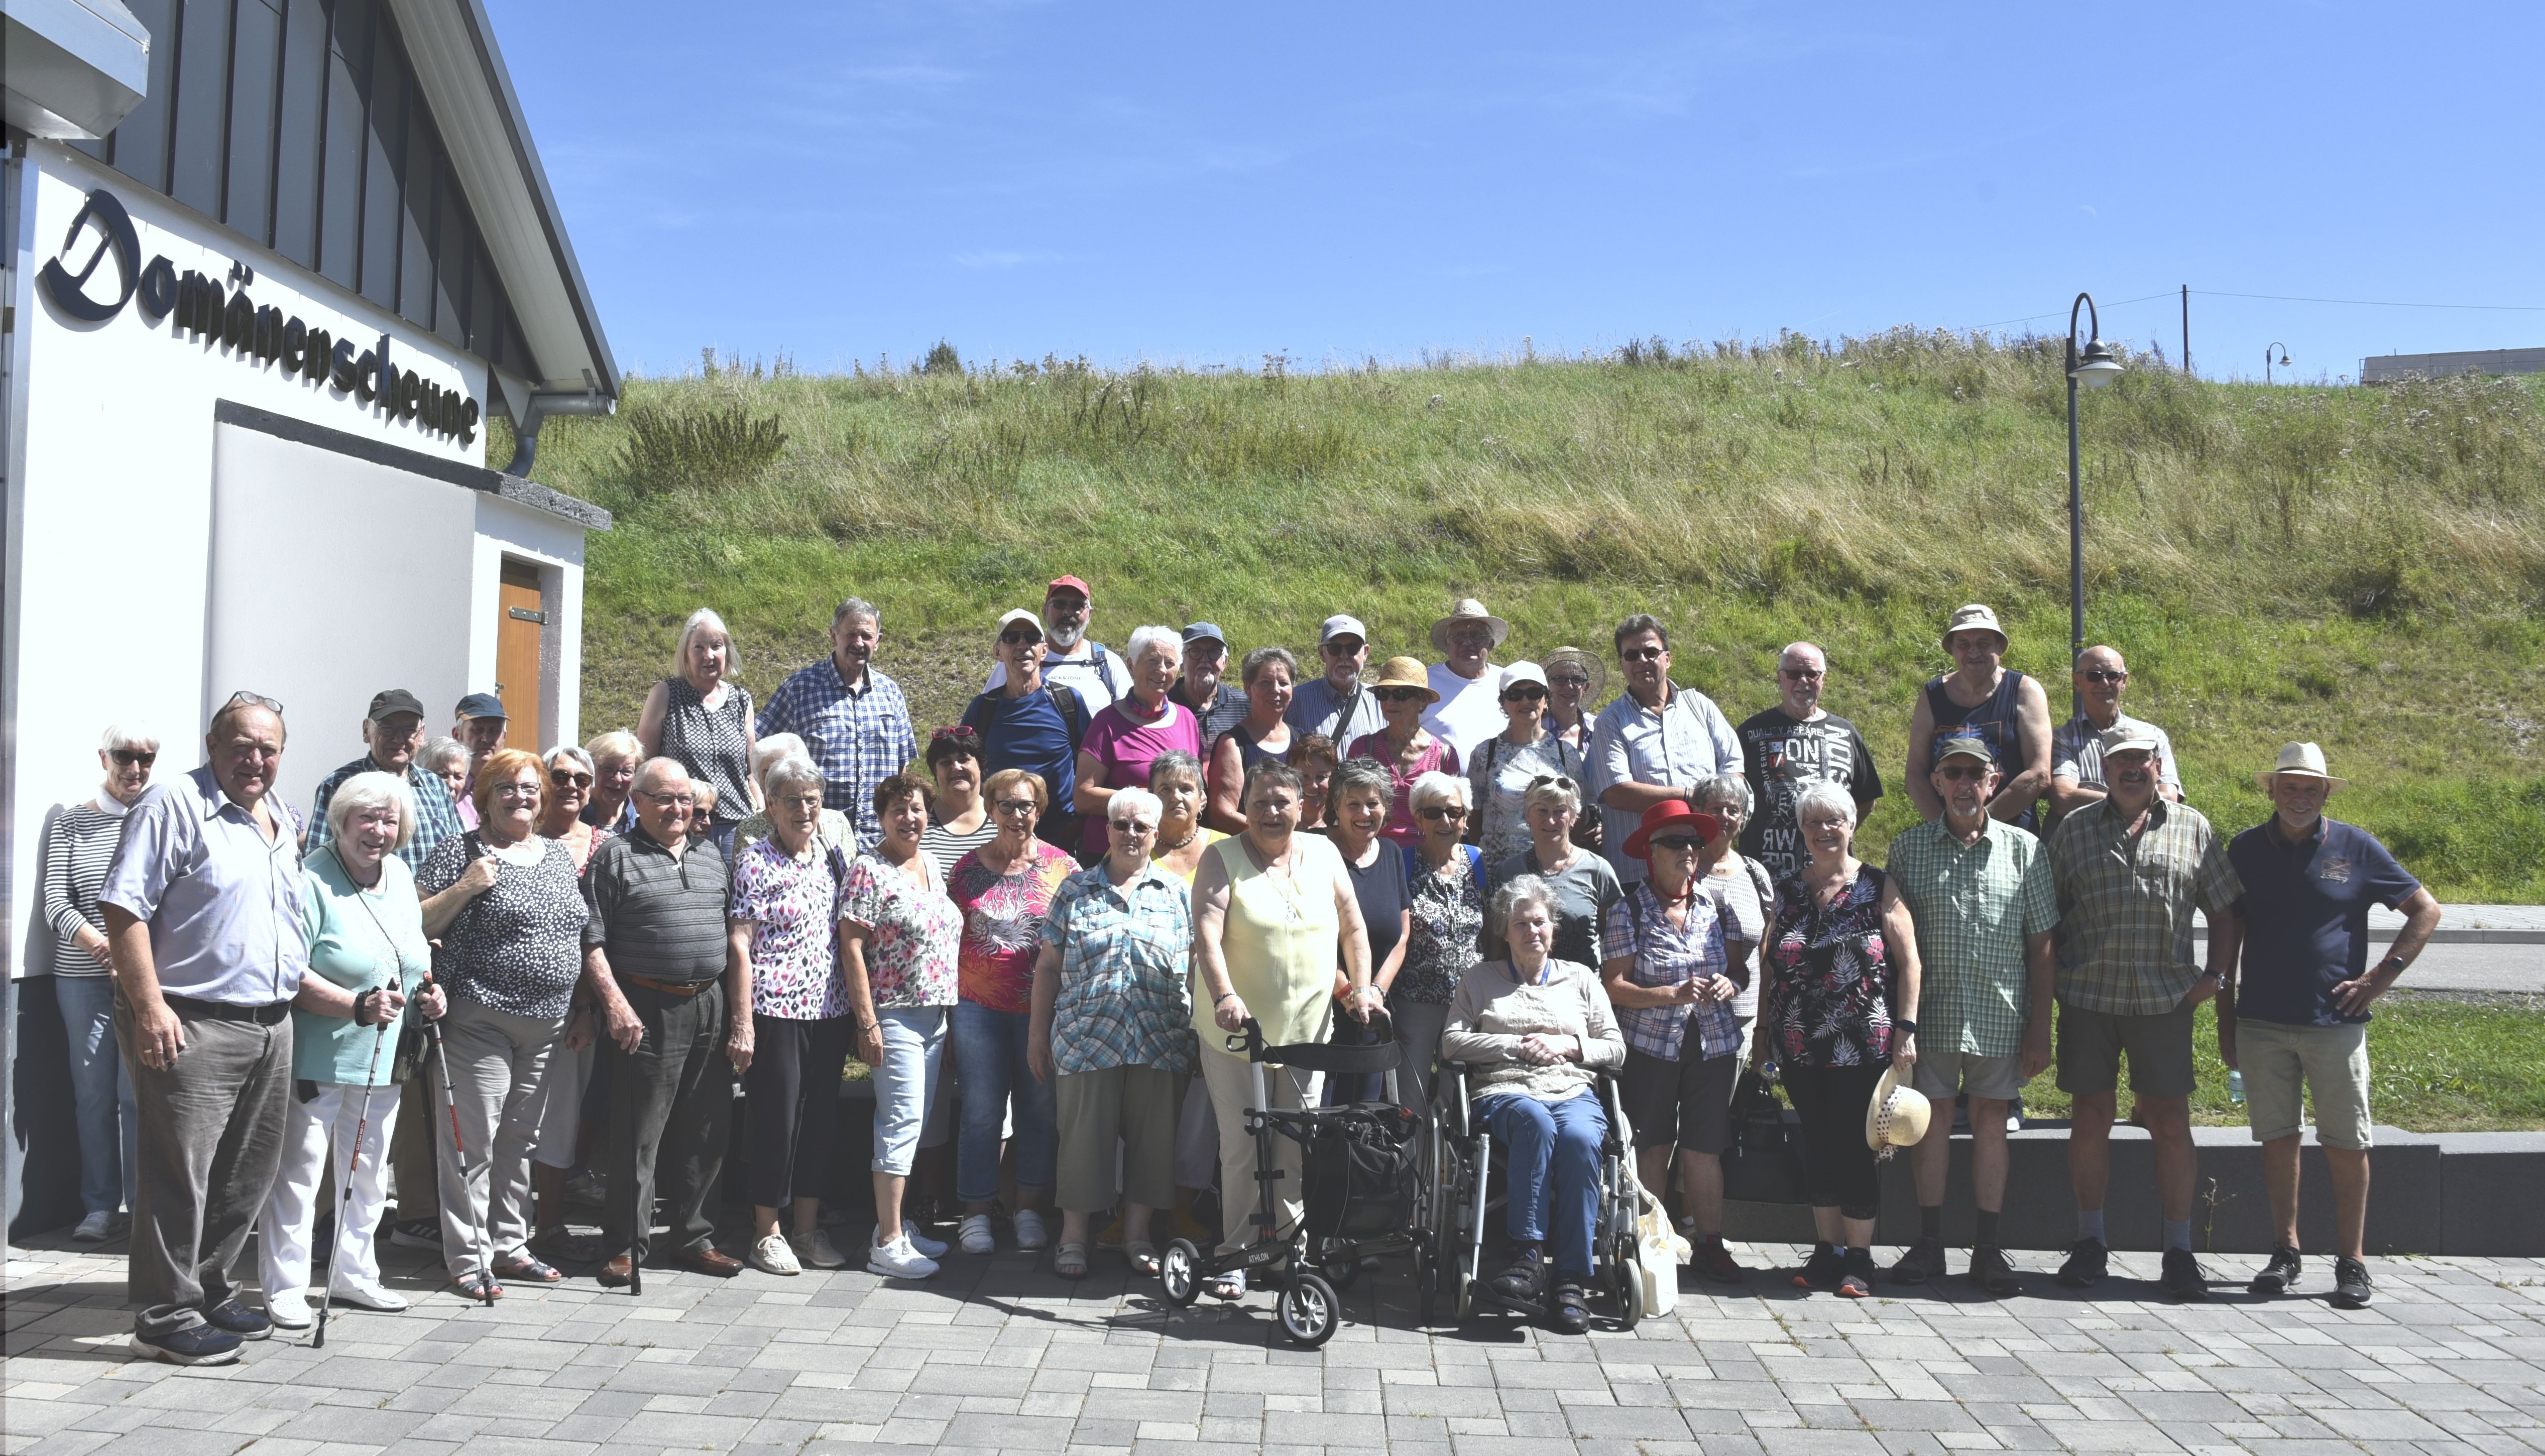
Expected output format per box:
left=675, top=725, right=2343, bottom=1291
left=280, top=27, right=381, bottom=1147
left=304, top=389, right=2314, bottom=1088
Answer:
left=1205, top=1269, right=1246, bottom=1301
left=1125, top=1241, right=1161, bottom=1278
left=494, top=1252, right=563, bottom=1284
left=1054, top=1242, right=1089, bottom=1279
left=451, top=1272, right=504, bottom=1301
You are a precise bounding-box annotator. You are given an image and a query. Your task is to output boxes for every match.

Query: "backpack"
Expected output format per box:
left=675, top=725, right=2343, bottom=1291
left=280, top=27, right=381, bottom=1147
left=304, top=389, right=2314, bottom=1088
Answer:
left=961, top=681, right=1088, bottom=757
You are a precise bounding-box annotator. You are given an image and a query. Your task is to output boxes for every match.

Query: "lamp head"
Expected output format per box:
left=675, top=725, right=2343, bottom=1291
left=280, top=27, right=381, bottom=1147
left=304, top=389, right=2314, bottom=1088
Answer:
left=2070, top=338, right=2125, bottom=390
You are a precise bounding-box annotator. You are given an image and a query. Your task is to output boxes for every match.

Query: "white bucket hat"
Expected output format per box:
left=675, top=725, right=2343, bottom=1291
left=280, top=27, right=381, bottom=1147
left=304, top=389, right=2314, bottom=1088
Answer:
left=1866, top=1062, right=1931, bottom=1160
left=2255, top=741, right=2347, bottom=791
left=1940, top=603, right=2008, bottom=652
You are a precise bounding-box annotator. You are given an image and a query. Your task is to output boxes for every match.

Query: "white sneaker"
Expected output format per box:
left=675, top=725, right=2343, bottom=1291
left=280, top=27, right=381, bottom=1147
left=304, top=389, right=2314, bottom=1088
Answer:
left=867, top=1234, right=940, bottom=1279
left=789, top=1229, right=849, bottom=1269
left=72, top=1211, right=112, bottom=1243
left=958, top=1214, right=996, bottom=1254
left=750, top=1234, right=801, bottom=1275
left=1012, top=1209, right=1049, bottom=1252
left=328, top=1282, right=409, bottom=1313
left=264, top=1290, right=313, bottom=1329
left=901, top=1220, right=950, bottom=1259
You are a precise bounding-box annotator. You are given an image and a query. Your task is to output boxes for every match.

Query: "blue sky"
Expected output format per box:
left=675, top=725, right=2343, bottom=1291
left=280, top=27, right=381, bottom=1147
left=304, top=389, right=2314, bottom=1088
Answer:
left=487, top=2, right=2545, bottom=383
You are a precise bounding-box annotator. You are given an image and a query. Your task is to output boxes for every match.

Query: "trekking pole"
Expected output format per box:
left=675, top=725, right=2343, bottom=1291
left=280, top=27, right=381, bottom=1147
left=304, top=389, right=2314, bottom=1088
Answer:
left=421, top=1011, right=498, bottom=1307
left=313, top=971, right=399, bottom=1349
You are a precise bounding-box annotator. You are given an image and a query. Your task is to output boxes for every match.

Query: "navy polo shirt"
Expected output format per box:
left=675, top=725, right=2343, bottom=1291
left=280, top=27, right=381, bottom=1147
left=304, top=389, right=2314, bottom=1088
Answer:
left=2228, top=816, right=2418, bottom=1027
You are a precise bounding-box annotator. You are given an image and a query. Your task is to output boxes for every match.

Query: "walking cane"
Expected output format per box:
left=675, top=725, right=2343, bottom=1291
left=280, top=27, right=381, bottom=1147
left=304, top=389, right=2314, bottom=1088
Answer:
left=421, top=1011, right=498, bottom=1307
left=312, top=971, right=399, bottom=1349
left=626, top=1048, right=643, bottom=1297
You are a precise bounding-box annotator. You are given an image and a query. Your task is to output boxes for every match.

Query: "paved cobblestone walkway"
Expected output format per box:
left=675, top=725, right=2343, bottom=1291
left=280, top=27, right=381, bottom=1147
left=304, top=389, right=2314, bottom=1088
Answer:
left=7, top=1233, right=2543, bottom=1455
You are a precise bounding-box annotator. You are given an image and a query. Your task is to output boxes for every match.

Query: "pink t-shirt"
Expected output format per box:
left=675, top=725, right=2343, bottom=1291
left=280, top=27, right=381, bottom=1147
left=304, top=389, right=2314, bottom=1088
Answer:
left=1348, top=732, right=1464, bottom=848
left=1079, top=697, right=1204, bottom=855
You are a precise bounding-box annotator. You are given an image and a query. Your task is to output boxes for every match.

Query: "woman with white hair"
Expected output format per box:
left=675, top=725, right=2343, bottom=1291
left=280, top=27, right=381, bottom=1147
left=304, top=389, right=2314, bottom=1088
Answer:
left=1028, top=786, right=1196, bottom=1278
left=733, top=733, right=852, bottom=857
left=1075, top=626, right=1202, bottom=862
left=44, top=723, right=158, bottom=1241
left=639, top=607, right=757, bottom=854
left=1441, top=873, right=1625, bottom=1336
left=582, top=730, right=642, bottom=835
left=420, top=736, right=472, bottom=813
left=1487, top=773, right=1619, bottom=972
left=257, top=771, right=445, bottom=1327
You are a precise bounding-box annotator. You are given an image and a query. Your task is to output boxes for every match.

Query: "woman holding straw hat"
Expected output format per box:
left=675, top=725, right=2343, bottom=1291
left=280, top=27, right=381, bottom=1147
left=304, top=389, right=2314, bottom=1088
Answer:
left=1753, top=781, right=1921, bottom=1300
left=1347, top=656, right=1461, bottom=848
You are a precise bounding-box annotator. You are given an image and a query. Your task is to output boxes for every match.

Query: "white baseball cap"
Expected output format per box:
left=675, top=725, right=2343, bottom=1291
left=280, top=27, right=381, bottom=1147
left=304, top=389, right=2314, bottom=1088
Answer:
left=1320, top=614, right=1368, bottom=644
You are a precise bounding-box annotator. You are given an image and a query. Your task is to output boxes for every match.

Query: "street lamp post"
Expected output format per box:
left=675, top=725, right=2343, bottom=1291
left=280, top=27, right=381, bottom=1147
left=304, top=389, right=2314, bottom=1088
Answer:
left=2265, top=342, right=2290, bottom=385
left=2065, top=293, right=2124, bottom=672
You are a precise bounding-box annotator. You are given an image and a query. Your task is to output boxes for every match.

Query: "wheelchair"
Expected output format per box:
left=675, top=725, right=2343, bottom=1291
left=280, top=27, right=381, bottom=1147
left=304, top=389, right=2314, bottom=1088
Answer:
left=1431, top=1057, right=1648, bottom=1330
left=1156, top=1015, right=1440, bottom=1348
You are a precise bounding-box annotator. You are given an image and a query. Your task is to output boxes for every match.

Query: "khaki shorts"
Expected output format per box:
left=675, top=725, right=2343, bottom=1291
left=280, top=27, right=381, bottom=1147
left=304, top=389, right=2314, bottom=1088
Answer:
left=2238, top=1020, right=2372, bottom=1150
left=2055, top=998, right=2196, bottom=1099
left=1912, top=1050, right=2025, bottom=1102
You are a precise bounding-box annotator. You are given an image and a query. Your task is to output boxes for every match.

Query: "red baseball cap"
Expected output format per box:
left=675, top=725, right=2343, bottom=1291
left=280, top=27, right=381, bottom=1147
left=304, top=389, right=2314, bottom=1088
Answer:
left=1623, top=800, right=1723, bottom=861
left=1047, top=575, right=1092, bottom=601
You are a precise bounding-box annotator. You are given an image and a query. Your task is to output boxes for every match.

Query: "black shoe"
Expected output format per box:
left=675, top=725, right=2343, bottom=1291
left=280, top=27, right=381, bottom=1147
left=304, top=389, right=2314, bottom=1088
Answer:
left=130, top=1323, right=243, bottom=1365
left=1548, top=1282, right=1590, bottom=1333
left=2249, top=1246, right=2303, bottom=1295
left=1970, top=1245, right=2022, bottom=1296
left=1889, top=1238, right=1946, bottom=1285
left=2056, top=1237, right=2108, bottom=1289
left=1490, top=1247, right=1546, bottom=1302
left=2160, top=1248, right=2210, bottom=1302
left=1837, top=1247, right=1877, bottom=1298
left=2332, top=1257, right=2374, bottom=1308
left=1793, top=1242, right=1844, bottom=1291
left=202, top=1297, right=272, bottom=1340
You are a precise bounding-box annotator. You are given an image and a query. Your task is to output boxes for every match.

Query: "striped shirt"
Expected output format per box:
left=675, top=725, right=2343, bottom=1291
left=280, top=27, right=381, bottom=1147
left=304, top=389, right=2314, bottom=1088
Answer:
left=755, top=659, right=920, bottom=851
left=2046, top=797, right=2241, bottom=1016
left=305, top=755, right=464, bottom=870
left=42, top=800, right=128, bottom=974
left=583, top=827, right=730, bottom=986
left=1885, top=818, right=2059, bottom=1056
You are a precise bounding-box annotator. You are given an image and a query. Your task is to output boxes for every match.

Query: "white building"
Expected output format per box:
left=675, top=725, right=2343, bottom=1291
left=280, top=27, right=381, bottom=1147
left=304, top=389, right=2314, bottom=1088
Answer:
left=2, top=0, right=619, bottom=1234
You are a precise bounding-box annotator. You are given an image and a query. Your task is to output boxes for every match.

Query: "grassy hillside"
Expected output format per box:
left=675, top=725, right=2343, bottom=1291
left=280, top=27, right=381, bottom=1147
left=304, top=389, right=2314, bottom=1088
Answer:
left=509, top=330, right=2545, bottom=900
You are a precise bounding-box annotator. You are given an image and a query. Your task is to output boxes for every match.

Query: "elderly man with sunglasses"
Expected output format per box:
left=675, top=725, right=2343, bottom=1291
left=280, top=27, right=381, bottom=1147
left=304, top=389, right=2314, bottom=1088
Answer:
left=983, top=574, right=1131, bottom=713
left=1592, top=614, right=1742, bottom=887
left=2046, top=646, right=2181, bottom=830
left=1288, top=613, right=1390, bottom=748
left=1737, top=643, right=1884, bottom=887
left=756, top=596, right=919, bottom=852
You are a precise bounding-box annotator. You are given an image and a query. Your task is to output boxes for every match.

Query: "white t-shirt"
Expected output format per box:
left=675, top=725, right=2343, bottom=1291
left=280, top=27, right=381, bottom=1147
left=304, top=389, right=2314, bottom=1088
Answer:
left=1422, top=660, right=1505, bottom=763
left=983, top=641, right=1131, bottom=714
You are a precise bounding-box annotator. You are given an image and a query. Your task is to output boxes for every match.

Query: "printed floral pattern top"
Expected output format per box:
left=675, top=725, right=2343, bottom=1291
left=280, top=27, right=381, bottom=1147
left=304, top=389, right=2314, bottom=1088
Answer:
left=1761, top=863, right=1895, bottom=1068
left=839, top=850, right=961, bottom=1010
left=948, top=839, right=1080, bottom=1014
left=1395, top=844, right=1485, bottom=1006
left=728, top=834, right=849, bottom=1020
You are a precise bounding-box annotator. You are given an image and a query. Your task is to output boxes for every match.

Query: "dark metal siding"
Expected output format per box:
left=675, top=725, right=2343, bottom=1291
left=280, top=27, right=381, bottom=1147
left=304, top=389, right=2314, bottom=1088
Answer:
left=80, top=0, right=538, bottom=383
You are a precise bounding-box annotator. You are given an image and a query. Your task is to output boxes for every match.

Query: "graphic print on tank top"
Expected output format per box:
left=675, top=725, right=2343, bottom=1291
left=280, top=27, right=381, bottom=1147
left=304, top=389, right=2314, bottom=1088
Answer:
left=1922, top=670, right=2034, bottom=829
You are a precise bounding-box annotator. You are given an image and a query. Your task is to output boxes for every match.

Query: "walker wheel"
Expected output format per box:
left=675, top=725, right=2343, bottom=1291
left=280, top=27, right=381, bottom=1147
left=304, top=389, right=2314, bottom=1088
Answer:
left=1159, top=1239, right=1202, bottom=1308
left=1278, top=1270, right=1340, bottom=1348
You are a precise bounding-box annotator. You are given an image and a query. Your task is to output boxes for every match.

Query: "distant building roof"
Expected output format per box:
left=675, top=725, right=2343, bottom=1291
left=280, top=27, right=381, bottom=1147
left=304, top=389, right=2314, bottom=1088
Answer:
left=2359, top=348, right=2545, bottom=384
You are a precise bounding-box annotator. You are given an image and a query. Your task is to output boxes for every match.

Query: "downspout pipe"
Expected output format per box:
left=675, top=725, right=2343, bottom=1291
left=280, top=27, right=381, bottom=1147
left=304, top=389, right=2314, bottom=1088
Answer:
left=502, top=389, right=613, bottom=476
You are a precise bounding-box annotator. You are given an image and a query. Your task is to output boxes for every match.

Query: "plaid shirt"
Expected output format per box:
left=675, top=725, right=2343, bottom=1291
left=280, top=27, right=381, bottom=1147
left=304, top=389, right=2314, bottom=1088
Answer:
left=2046, top=797, right=2242, bottom=1015
left=755, top=658, right=919, bottom=852
left=1885, top=818, right=2059, bottom=1056
left=1040, top=862, right=1197, bottom=1075
left=305, top=755, right=462, bottom=871
left=1602, top=882, right=1740, bottom=1062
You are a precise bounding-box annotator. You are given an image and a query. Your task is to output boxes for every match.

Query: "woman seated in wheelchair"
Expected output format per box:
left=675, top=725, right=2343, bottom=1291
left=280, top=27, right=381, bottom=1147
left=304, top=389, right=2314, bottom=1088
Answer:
left=1441, top=873, right=1627, bottom=1333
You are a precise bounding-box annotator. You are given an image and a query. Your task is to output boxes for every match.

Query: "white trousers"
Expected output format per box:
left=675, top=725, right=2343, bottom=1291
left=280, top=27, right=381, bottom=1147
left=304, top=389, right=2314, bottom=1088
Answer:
left=258, top=1081, right=399, bottom=1297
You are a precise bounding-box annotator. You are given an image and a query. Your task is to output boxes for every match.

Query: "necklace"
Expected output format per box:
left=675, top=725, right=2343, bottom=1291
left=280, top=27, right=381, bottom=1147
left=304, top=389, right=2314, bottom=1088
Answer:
left=1156, top=823, right=1198, bottom=853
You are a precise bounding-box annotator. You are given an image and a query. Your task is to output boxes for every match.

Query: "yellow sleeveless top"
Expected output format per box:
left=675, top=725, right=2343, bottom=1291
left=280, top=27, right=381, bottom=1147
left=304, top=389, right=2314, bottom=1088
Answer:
left=1195, top=832, right=1342, bottom=1051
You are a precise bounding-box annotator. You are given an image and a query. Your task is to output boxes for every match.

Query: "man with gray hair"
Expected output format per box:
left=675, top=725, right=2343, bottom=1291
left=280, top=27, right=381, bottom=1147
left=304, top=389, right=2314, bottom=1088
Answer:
left=2046, top=645, right=2181, bottom=829
left=100, top=693, right=307, bottom=1364
left=307, top=688, right=465, bottom=870
left=984, top=574, right=1131, bottom=711
left=757, top=596, right=919, bottom=851
left=1737, top=642, right=1884, bottom=886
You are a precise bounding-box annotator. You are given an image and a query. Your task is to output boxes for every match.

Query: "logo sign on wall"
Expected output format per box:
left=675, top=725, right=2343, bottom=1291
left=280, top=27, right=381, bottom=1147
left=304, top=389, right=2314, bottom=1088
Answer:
left=39, top=186, right=481, bottom=445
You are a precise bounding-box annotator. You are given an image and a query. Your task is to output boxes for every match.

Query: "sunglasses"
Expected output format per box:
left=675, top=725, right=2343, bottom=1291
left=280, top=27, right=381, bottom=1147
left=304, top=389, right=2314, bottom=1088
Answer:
left=994, top=798, right=1039, bottom=814
left=1936, top=763, right=1990, bottom=782
left=1419, top=805, right=1467, bottom=821
left=1780, top=668, right=1825, bottom=680
left=999, top=630, right=1043, bottom=646
left=1375, top=687, right=1429, bottom=704
left=1501, top=685, right=1547, bottom=702
left=1650, top=834, right=1702, bottom=851
left=2079, top=669, right=2128, bottom=683
left=930, top=726, right=982, bottom=743
left=550, top=770, right=594, bottom=788
left=1321, top=640, right=1363, bottom=656
left=111, top=749, right=157, bottom=767
left=1622, top=647, right=1665, bottom=663
left=1111, top=818, right=1158, bottom=834
left=1548, top=675, right=1588, bottom=689
left=1529, top=774, right=1576, bottom=790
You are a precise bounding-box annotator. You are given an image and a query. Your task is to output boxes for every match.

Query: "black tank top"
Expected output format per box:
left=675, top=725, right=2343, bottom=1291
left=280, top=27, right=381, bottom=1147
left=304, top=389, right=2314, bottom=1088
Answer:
left=1923, top=670, right=2036, bottom=829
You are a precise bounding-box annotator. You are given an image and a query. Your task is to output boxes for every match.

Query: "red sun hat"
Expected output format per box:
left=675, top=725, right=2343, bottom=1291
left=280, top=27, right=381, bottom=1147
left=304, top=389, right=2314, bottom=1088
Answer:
left=1623, top=800, right=1723, bottom=861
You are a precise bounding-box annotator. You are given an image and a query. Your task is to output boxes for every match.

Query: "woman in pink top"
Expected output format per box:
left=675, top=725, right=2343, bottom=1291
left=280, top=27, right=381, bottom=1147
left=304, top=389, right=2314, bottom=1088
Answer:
left=1349, top=655, right=1463, bottom=848
left=1074, top=626, right=1203, bottom=859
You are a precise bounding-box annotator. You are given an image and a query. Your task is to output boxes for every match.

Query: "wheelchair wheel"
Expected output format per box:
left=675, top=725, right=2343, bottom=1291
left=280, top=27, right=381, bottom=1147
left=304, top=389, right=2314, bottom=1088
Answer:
left=1278, top=1270, right=1341, bottom=1348
left=1610, top=1238, right=1643, bottom=1330
left=1159, top=1239, right=1202, bottom=1308
left=1415, top=1239, right=1439, bottom=1327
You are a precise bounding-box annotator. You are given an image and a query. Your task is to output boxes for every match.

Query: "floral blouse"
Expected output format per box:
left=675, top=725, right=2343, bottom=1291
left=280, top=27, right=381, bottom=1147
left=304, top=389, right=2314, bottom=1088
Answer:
left=1395, top=843, right=1485, bottom=1006
left=1762, top=863, right=1896, bottom=1068
left=728, top=834, right=849, bottom=1020
left=839, top=851, right=961, bottom=1010
left=948, top=840, right=1080, bottom=1015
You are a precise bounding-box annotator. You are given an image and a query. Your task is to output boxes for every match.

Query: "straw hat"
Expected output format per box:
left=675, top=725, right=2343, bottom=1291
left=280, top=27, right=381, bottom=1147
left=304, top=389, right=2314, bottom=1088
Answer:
left=1939, top=603, right=2008, bottom=652
left=1429, top=598, right=1511, bottom=654
left=1866, top=1062, right=1931, bottom=1158
left=1542, top=646, right=1606, bottom=703
left=1368, top=655, right=1439, bottom=703
left=2254, top=741, right=2347, bottom=792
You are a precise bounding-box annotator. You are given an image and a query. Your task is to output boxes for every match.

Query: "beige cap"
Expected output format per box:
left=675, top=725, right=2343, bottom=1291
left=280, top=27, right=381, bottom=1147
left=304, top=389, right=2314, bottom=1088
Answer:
left=2098, top=722, right=2163, bottom=757
left=995, top=608, right=1043, bottom=638
left=2255, top=741, right=2347, bottom=791
left=1940, top=603, right=2008, bottom=652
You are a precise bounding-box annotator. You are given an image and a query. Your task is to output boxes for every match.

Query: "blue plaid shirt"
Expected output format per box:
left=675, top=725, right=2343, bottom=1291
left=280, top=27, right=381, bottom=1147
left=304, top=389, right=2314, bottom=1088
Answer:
left=756, top=658, right=920, bottom=851
left=1602, top=881, right=1740, bottom=1062
left=1040, top=862, right=1197, bottom=1075
left=305, top=755, right=462, bottom=871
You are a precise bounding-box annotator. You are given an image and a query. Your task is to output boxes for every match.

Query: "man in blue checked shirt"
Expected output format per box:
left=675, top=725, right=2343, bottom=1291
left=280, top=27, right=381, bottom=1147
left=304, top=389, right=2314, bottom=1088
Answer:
left=756, top=597, right=919, bottom=851
left=305, top=688, right=464, bottom=870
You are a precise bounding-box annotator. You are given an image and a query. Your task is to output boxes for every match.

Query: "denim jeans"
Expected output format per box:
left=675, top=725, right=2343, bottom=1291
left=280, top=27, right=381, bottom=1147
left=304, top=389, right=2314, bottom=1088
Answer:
left=1476, top=1090, right=1607, bottom=1283
left=951, top=1000, right=1056, bottom=1204
left=870, top=1007, right=946, bottom=1177
left=54, top=975, right=136, bottom=1217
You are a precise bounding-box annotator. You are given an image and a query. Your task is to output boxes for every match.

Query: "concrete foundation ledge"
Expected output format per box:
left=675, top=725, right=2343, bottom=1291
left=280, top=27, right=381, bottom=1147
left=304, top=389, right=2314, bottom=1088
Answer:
left=1718, top=1123, right=2544, bottom=1257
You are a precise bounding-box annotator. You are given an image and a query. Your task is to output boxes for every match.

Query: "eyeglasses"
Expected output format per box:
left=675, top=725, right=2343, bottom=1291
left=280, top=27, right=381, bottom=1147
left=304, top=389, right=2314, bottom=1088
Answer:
left=999, top=630, right=1043, bottom=646
left=638, top=790, right=695, bottom=806
left=222, top=689, right=285, bottom=713
left=2079, top=670, right=2128, bottom=684
left=1375, top=687, right=1429, bottom=704
left=994, top=798, right=1039, bottom=815
left=1419, top=805, right=1467, bottom=821
left=1622, top=647, right=1665, bottom=663
left=1779, top=668, right=1825, bottom=680
left=1650, top=834, right=1701, bottom=851
left=111, top=749, right=157, bottom=767
left=1111, top=818, right=1157, bottom=834
left=1501, top=685, right=1547, bottom=702
left=494, top=781, right=541, bottom=798
left=550, top=771, right=594, bottom=788
left=1936, top=764, right=1989, bottom=782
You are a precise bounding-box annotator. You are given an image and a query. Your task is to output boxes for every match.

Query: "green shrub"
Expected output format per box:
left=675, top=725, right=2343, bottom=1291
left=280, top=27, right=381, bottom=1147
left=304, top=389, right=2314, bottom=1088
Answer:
left=617, top=404, right=786, bottom=499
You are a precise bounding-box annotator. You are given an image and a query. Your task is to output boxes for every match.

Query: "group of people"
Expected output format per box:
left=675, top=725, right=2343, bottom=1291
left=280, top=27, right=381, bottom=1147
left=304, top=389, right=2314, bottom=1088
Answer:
left=45, top=581, right=2440, bottom=1362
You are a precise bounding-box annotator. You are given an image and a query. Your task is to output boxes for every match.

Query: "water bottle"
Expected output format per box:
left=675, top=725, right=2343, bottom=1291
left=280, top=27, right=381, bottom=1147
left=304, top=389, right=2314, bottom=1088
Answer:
left=2228, top=1069, right=2246, bottom=1106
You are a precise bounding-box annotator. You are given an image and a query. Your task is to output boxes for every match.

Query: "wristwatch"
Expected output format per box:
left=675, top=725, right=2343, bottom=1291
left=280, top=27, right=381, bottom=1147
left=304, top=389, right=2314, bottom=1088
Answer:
left=1893, top=1018, right=1918, bottom=1037
left=2375, top=954, right=2407, bottom=977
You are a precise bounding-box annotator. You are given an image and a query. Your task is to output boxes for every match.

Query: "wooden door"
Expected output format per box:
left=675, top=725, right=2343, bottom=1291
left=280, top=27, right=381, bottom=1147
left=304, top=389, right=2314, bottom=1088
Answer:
left=497, top=559, right=546, bottom=749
